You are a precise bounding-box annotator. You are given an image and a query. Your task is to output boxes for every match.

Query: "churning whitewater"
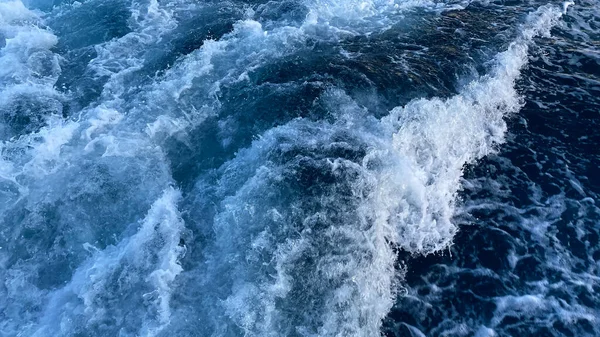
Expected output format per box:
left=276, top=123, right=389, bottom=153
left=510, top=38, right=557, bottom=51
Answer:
left=2, top=0, right=599, bottom=336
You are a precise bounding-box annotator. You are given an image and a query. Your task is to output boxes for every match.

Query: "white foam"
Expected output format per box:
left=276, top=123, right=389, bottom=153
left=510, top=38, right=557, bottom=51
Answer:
left=196, top=120, right=401, bottom=336
left=83, top=106, right=123, bottom=140
left=474, top=326, right=497, bottom=337
left=375, top=4, right=564, bottom=254
left=0, top=1, right=59, bottom=85
left=0, top=2, right=570, bottom=337
left=170, top=7, right=567, bottom=336
left=117, top=0, right=456, bottom=140
left=0, top=0, right=62, bottom=138
left=301, top=0, right=457, bottom=35
left=33, top=187, right=186, bottom=337
left=403, top=323, right=428, bottom=337
left=22, top=117, right=79, bottom=176
left=88, top=0, right=178, bottom=101
left=563, top=1, right=574, bottom=14
left=492, top=292, right=597, bottom=328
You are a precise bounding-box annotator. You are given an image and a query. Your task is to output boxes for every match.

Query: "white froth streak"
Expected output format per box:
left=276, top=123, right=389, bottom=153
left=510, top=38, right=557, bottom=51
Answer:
left=492, top=292, right=597, bottom=328
left=138, top=0, right=466, bottom=140
left=0, top=0, right=176, bottom=194
left=0, top=1, right=185, bottom=335
left=376, top=4, right=565, bottom=255
left=0, top=0, right=61, bottom=107
left=0, top=2, right=186, bottom=334
left=33, top=187, right=186, bottom=337
left=303, top=0, right=453, bottom=34
left=0, top=0, right=64, bottom=204
left=35, top=0, right=471, bottom=152
left=90, top=0, right=177, bottom=100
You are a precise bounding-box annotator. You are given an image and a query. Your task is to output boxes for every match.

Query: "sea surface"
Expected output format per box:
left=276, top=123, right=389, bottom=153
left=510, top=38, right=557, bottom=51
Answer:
left=0, top=0, right=598, bottom=336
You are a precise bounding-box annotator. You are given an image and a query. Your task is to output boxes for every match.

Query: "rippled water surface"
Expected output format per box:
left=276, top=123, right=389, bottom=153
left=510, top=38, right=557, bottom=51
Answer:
left=0, top=0, right=598, bottom=336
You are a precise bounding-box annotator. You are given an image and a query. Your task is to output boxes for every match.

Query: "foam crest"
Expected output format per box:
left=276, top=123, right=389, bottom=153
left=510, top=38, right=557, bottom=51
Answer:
left=32, top=187, right=185, bottom=337
left=376, top=4, right=564, bottom=254
left=0, top=0, right=62, bottom=139
left=0, top=61, right=175, bottom=337
left=302, top=0, right=469, bottom=35
left=492, top=293, right=597, bottom=330
left=188, top=115, right=399, bottom=337
left=127, top=19, right=297, bottom=139
left=110, top=0, right=450, bottom=140
left=88, top=0, right=178, bottom=101
left=22, top=117, right=79, bottom=176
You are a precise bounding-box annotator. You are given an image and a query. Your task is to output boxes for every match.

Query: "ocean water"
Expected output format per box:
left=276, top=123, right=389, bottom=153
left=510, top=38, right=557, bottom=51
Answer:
left=0, top=0, right=598, bottom=336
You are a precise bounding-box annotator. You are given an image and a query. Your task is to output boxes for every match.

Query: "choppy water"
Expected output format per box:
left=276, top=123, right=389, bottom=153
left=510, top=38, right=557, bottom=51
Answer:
left=0, top=0, right=598, bottom=336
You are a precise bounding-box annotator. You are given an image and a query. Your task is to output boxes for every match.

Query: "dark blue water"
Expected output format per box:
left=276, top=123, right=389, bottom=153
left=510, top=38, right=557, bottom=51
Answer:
left=0, top=0, right=598, bottom=336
